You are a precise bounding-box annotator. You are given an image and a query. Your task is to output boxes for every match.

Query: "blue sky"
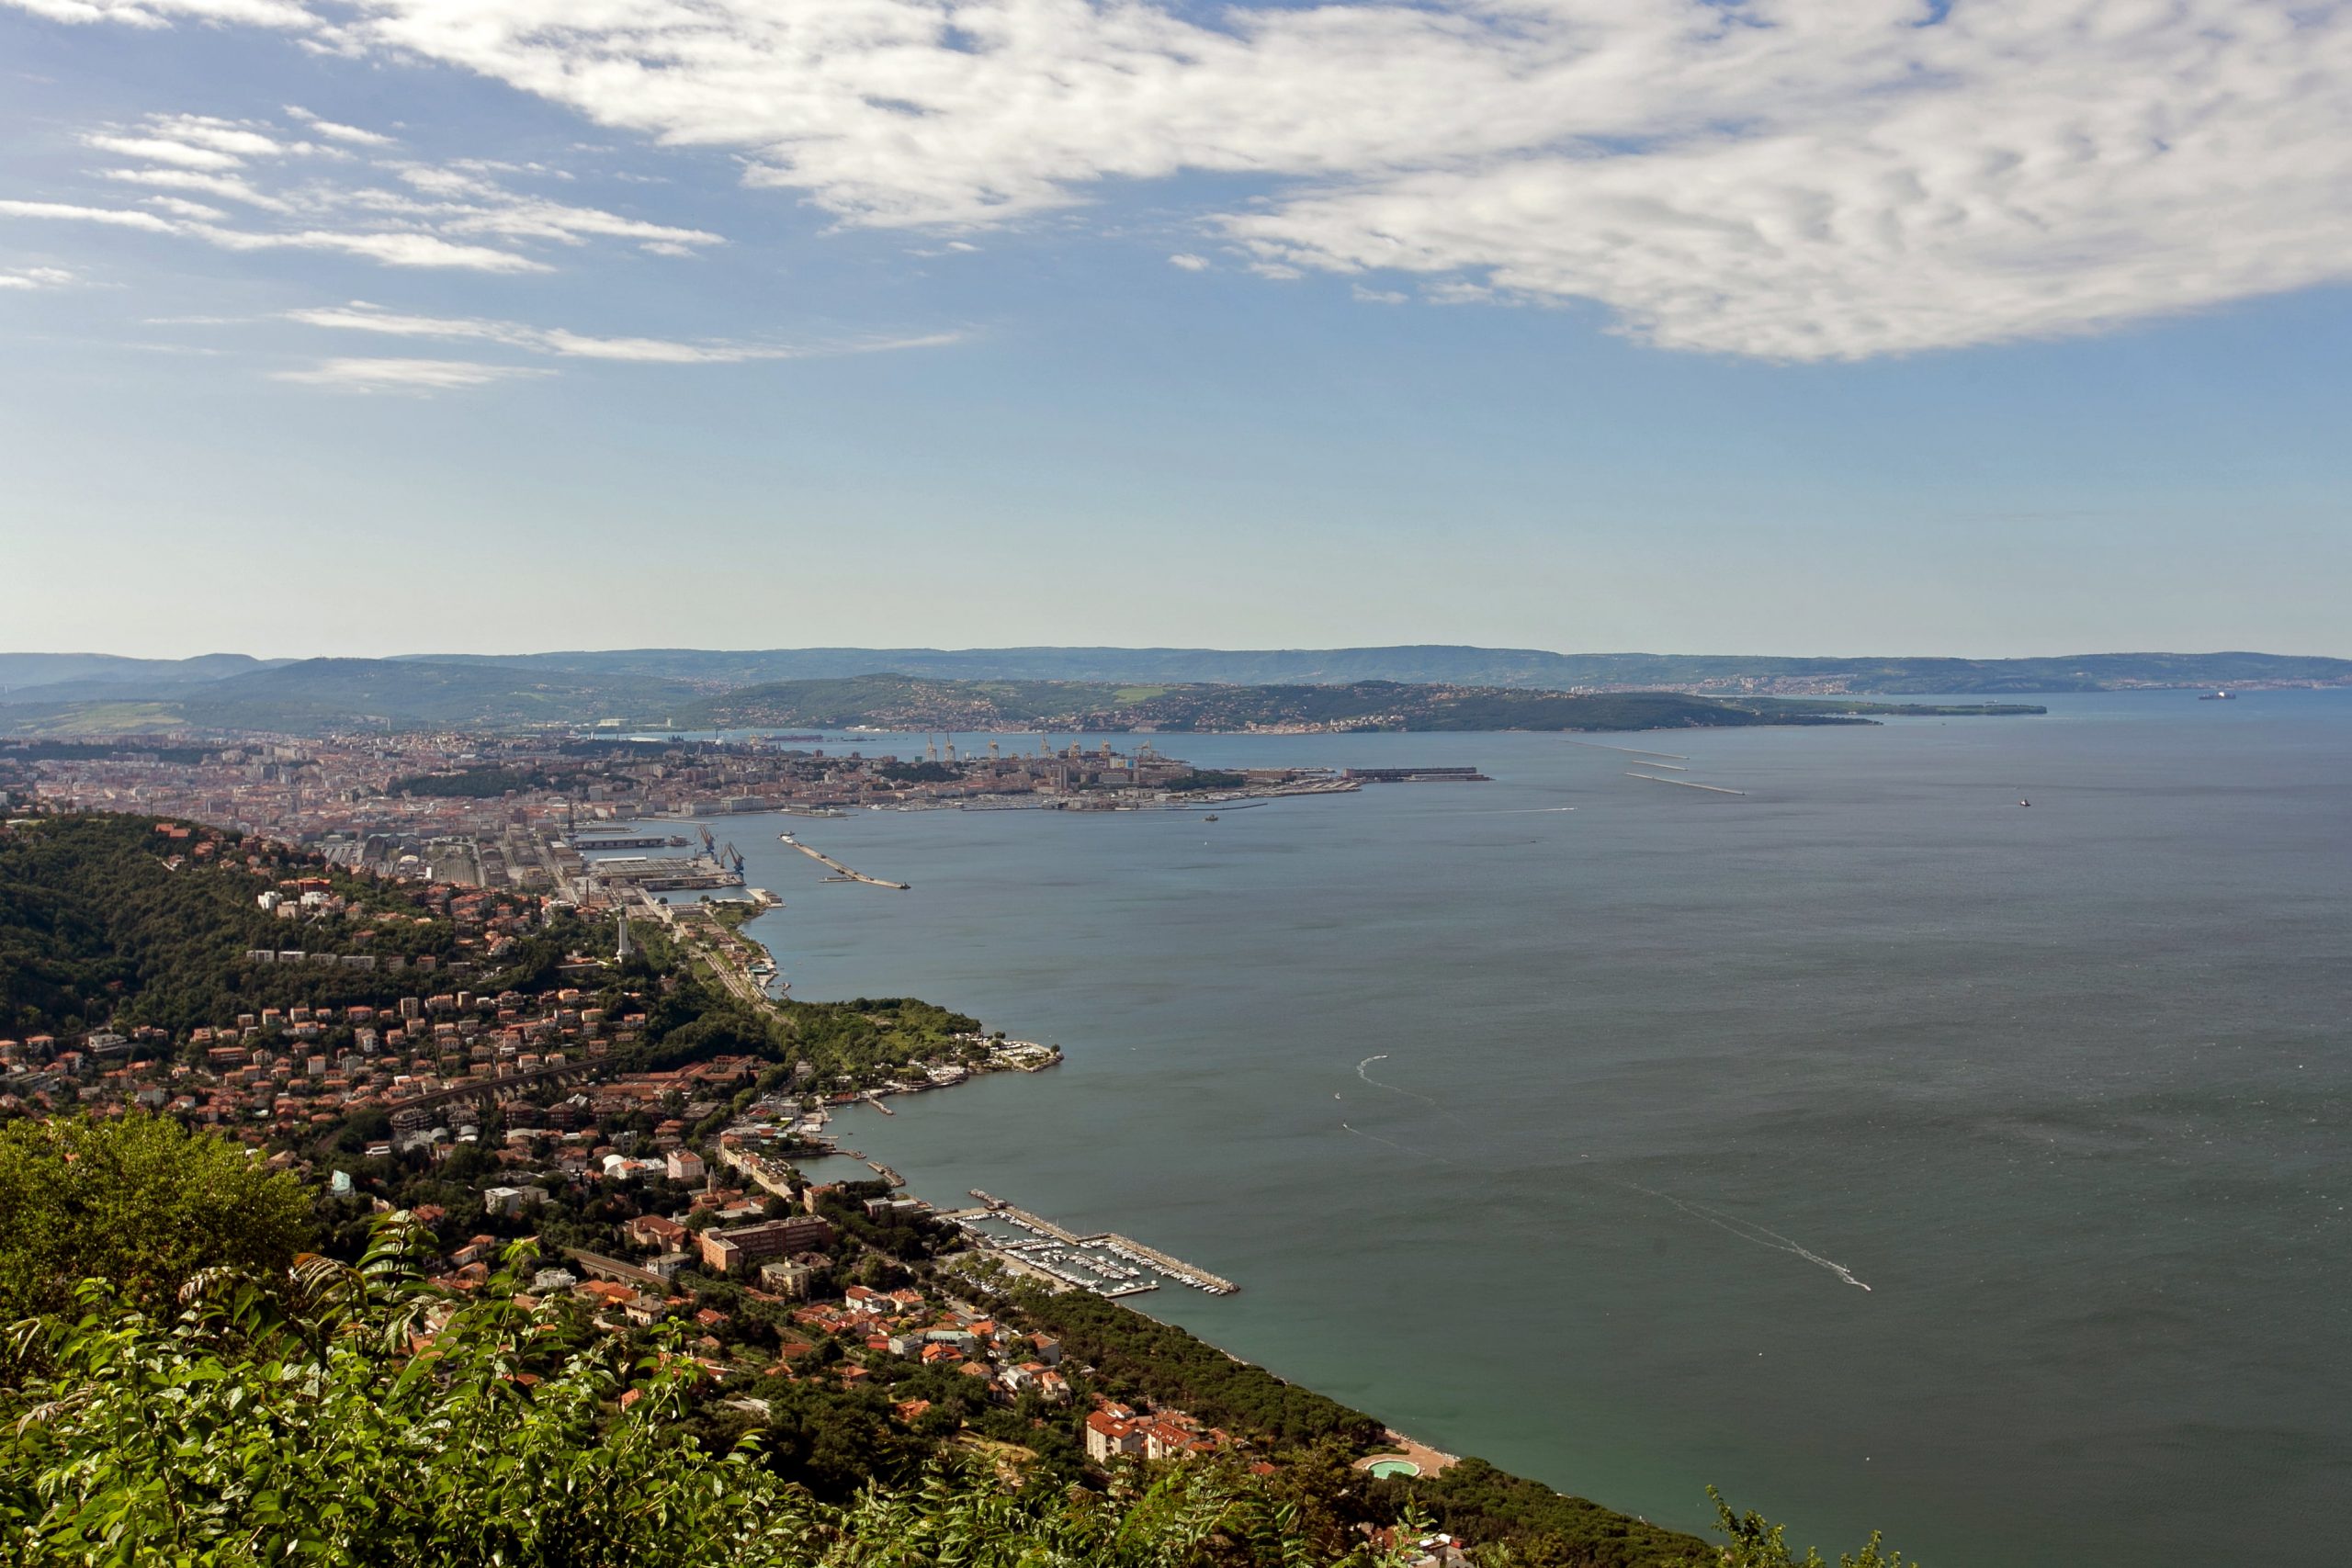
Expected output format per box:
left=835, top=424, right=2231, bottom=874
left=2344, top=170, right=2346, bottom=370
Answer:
left=3, top=0, right=2347, bottom=660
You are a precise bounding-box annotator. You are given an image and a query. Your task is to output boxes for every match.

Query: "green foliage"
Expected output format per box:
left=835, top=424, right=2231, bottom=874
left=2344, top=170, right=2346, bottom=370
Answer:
left=1392, top=1458, right=1702, bottom=1568
left=0, top=814, right=456, bottom=1038
left=0, top=1221, right=1425, bottom=1567
left=390, top=766, right=573, bottom=797
left=681, top=679, right=1894, bottom=736
left=1164, top=772, right=1248, bottom=792
left=0, top=1114, right=311, bottom=1320
left=779, top=997, right=983, bottom=1080
left=1012, top=1290, right=1383, bottom=1451
left=1684, top=1489, right=1918, bottom=1568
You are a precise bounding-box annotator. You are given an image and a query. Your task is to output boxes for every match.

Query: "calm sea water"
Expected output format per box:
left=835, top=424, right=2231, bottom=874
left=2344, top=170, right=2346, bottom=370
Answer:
left=689, top=693, right=2347, bottom=1566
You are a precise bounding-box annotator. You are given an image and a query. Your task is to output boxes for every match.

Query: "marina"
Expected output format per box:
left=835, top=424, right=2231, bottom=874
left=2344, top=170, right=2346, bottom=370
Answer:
left=956, top=1191, right=1238, bottom=1298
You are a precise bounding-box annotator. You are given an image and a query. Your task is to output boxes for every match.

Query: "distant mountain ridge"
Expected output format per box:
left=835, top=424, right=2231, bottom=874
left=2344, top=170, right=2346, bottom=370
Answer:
left=404, top=644, right=2351, bottom=692
left=0, top=652, right=291, bottom=697
left=0, top=646, right=2339, bottom=735
left=6, top=645, right=2345, bottom=699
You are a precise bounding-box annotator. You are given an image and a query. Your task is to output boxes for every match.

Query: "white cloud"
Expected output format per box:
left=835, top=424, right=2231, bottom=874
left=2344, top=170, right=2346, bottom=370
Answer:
left=284, top=105, right=395, bottom=146
left=84, top=134, right=246, bottom=170
left=12, top=0, right=2352, bottom=356
left=282, top=300, right=960, bottom=361
left=12, top=107, right=720, bottom=277
left=0, top=198, right=178, bottom=231
left=271, top=355, right=550, bottom=391
left=1167, top=254, right=1210, bottom=273
left=200, top=226, right=548, bottom=271
left=0, top=197, right=554, bottom=271
left=104, top=167, right=294, bottom=210
left=141, top=195, right=230, bottom=220
left=0, top=265, right=77, bottom=289
left=314, top=0, right=2352, bottom=358
left=7, top=0, right=309, bottom=26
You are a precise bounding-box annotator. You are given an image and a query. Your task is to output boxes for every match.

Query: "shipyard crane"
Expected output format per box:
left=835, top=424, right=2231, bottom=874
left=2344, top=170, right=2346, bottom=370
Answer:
left=722, top=841, right=745, bottom=874
left=697, top=825, right=717, bottom=856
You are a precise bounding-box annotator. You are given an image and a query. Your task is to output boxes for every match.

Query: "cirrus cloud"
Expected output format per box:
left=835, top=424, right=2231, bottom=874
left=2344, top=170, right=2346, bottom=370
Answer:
left=270, top=355, right=550, bottom=391
left=281, top=299, right=964, bottom=360
left=10, top=0, right=2352, bottom=358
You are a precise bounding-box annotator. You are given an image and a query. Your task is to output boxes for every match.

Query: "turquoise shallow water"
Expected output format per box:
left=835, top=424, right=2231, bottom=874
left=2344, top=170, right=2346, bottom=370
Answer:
left=689, top=692, right=2347, bottom=1566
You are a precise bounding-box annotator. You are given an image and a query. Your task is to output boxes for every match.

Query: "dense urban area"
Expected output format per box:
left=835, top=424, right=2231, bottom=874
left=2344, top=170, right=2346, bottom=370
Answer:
left=0, top=732, right=1385, bottom=897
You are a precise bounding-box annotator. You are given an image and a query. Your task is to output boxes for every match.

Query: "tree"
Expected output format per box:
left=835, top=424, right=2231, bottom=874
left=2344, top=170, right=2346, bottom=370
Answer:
left=0, top=1114, right=311, bottom=1320
left=1686, top=1489, right=1918, bottom=1568
left=0, top=1219, right=1432, bottom=1567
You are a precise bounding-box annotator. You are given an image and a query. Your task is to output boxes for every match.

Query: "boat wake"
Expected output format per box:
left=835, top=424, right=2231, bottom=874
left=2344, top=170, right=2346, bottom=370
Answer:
left=1356, top=1055, right=1460, bottom=1120
left=1340, top=1122, right=1455, bottom=1166
left=1632, top=1186, right=1872, bottom=1292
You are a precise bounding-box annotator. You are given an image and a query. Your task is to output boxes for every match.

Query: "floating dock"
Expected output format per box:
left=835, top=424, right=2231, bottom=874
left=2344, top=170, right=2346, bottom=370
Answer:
left=779, top=833, right=910, bottom=889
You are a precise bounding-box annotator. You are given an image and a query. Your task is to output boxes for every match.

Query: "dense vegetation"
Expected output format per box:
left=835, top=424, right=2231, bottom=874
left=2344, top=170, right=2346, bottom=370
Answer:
left=1388, top=1461, right=1717, bottom=1568
left=0, top=1114, right=311, bottom=1320
left=1012, top=1289, right=1385, bottom=1450
left=0, top=1217, right=1438, bottom=1568
left=0, top=653, right=2087, bottom=736
left=684, top=679, right=1905, bottom=735
left=390, top=765, right=578, bottom=797
left=0, top=815, right=454, bottom=1038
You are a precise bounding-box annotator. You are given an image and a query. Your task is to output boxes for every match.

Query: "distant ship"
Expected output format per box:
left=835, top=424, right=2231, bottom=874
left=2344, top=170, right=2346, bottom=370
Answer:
left=2198, top=690, right=2236, bottom=701
left=1204, top=814, right=1219, bottom=822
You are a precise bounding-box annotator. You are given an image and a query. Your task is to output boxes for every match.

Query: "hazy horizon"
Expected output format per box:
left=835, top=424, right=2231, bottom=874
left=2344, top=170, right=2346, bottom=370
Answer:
left=7, top=640, right=2352, bottom=665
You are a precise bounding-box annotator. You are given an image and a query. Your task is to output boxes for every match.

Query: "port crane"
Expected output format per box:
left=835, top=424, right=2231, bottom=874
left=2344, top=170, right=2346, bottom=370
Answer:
left=697, top=825, right=717, bottom=857
left=721, top=840, right=745, bottom=874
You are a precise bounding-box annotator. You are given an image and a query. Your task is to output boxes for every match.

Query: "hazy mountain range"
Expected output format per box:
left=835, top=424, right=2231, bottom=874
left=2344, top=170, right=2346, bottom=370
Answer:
left=0, top=647, right=2339, bottom=735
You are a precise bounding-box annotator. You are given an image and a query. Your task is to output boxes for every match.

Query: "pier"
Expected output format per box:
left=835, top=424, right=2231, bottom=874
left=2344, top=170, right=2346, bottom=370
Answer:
left=1099, top=1233, right=1238, bottom=1294
left=778, top=833, right=910, bottom=890
left=1342, top=766, right=1492, bottom=784
left=1570, top=739, right=1690, bottom=761
left=1628, top=773, right=1747, bottom=795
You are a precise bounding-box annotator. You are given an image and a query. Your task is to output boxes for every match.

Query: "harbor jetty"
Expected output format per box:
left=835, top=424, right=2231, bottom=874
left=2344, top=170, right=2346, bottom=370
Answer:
left=1629, top=773, right=1747, bottom=796
left=779, top=832, right=910, bottom=890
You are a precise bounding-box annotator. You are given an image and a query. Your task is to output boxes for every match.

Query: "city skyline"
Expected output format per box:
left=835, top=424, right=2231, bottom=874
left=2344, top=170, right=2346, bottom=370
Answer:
left=5, top=0, right=2349, bottom=658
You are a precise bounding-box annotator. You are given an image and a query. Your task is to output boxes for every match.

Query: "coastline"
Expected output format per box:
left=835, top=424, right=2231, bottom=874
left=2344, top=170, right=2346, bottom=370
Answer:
left=721, top=833, right=1643, bottom=1547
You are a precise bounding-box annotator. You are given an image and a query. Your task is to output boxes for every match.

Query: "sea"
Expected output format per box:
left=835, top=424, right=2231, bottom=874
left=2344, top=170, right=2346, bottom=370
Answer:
left=639, top=691, right=2350, bottom=1566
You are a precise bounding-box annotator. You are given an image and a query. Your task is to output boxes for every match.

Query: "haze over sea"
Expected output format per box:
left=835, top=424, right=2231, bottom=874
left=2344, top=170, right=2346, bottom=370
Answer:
left=685, top=692, right=2346, bottom=1567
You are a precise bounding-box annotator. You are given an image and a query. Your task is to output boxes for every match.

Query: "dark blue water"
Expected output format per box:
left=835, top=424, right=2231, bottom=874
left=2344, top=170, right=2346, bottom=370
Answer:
left=700, top=692, right=2347, bottom=1565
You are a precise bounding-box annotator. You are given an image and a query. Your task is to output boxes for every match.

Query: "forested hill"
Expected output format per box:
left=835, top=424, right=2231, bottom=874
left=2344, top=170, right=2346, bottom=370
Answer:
left=0, top=814, right=456, bottom=1038
left=680, top=677, right=2038, bottom=733
left=0, top=643, right=2331, bottom=736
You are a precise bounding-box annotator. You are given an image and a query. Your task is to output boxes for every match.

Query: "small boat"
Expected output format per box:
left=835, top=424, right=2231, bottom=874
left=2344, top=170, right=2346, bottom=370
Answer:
left=1204, top=814, right=1219, bottom=822
left=2018, top=798, right=2030, bottom=807
left=2199, top=690, right=2235, bottom=701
